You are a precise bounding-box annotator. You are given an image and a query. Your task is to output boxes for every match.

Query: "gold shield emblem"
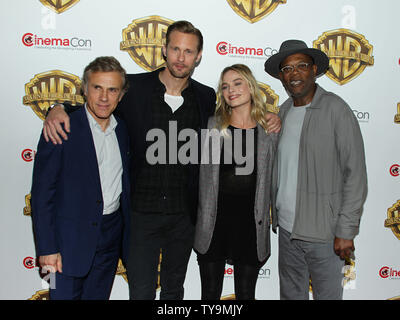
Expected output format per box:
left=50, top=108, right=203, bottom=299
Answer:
left=23, top=70, right=84, bottom=120
left=395, top=103, right=400, bottom=124
left=258, top=82, right=279, bottom=114
left=226, top=0, right=286, bottom=23
left=39, top=0, right=80, bottom=14
left=120, top=16, right=174, bottom=71
left=28, top=290, right=50, bottom=300
left=384, top=200, right=400, bottom=240
left=313, top=29, right=374, bottom=85
left=23, top=194, right=31, bottom=216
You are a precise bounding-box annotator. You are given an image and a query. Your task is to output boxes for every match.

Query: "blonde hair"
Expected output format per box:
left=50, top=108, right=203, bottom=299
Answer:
left=215, top=64, right=268, bottom=133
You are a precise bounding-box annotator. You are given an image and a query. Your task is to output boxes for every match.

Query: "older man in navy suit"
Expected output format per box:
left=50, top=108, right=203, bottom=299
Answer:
left=31, top=56, right=131, bottom=300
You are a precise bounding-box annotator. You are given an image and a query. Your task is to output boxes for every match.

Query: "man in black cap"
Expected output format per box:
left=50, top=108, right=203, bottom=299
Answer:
left=265, top=40, right=367, bottom=300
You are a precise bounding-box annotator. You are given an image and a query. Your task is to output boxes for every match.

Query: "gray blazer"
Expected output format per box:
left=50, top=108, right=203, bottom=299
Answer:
left=194, top=116, right=278, bottom=262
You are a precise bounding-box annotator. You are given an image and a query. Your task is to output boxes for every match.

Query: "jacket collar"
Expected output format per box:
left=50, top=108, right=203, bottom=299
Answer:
left=281, top=83, right=327, bottom=110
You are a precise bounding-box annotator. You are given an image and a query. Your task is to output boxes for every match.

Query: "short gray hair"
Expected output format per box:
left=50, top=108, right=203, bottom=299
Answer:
left=82, top=56, right=128, bottom=93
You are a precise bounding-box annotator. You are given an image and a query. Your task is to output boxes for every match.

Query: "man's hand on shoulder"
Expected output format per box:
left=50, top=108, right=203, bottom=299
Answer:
left=266, top=112, right=281, bottom=133
left=43, top=104, right=70, bottom=144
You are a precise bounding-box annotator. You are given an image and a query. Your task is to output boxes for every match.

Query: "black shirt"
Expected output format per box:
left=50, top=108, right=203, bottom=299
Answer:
left=131, top=74, right=201, bottom=214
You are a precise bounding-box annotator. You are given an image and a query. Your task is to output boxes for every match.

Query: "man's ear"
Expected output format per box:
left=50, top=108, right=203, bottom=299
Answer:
left=118, top=91, right=125, bottom=102
left=195, top=49, right=203, bottom=63
left=312, top=64, right=318, bottom=76
left=83, top=84, right=88, bottom=98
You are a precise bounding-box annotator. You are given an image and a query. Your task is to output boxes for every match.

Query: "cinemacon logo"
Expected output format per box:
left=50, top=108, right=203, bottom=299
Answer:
left=216, top=41, right=278, bottom=58
left=22, top=32, right=91, bottom=48
left=379, top=266, right=400, bottom=279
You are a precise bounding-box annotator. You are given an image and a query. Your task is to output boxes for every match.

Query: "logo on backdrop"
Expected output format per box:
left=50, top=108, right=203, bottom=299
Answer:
left=390, top=164, right=400, bottom=177
left=226, top=0, right=287, bottom=23
left=379, top=266, right=400, bottom=280
left=313, top=29, right=374, bottom=85
left=224, top=266, right=271, bottom=279
left=258, top=82, right=279, bottom=114
left=384, top=200, right=400, bottom=240
left=395, top=103, right=400, bottom=124
left=22, top=32, right=92, bottom=50
left=23, top=257, right=37, bottom=269
left=120, top=16, right=174, bottom=71
left=216, top=41, right=278, bottom=60
left=39, top=0, right=80, bottom=14
left=352, top=109, right=370, bottom=123
left=24, top=194, right=32, bottom=216
left=23, top=70, right=84, bottom=120
left=21, top=149, right=36, bottom=162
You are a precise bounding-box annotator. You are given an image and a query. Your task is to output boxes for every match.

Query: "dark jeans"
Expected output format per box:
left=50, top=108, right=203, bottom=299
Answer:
left=126, top=211, right=194, bottom=300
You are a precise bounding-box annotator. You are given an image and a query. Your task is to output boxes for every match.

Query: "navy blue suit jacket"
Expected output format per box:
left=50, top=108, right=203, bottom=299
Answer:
left=31, top=107, right=131, bottom=277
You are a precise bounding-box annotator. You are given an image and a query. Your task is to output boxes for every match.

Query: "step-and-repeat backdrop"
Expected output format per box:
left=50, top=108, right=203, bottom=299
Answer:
left=1, top=0, right=399, bottom=300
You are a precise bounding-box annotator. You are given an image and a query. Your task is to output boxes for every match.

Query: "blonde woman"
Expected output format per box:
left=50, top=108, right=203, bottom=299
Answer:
left=194, top=64, right=278, bottom=299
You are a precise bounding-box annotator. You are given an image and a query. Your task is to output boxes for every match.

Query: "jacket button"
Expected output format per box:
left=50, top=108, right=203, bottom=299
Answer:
left=96, top=200, right=102, bottom=204
left=258, top=220, right=262, bottom=225
left=92, top=222, right=98, bottom=227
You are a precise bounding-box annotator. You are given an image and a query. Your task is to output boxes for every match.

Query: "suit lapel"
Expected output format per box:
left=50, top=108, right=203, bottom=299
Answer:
left=211, top=133, right=223, bottom=199
left=75, top=108, right=103, bottom=195
left=115, top=120, right=129, bottom=174
left=255, top=124, right=270, bottom=202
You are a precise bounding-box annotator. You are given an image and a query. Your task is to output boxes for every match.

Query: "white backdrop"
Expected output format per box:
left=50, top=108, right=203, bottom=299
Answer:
left=1, top=0, right=400, bottom=300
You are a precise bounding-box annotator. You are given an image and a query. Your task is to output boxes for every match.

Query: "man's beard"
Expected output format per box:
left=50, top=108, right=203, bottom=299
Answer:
left=166, top=61, right=194, bottom=79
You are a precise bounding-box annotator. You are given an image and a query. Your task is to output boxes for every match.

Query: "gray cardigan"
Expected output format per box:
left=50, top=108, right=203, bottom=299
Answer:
left=271, top=85, right=368, bottom=242
left=194, top=116, right=278, bottom=262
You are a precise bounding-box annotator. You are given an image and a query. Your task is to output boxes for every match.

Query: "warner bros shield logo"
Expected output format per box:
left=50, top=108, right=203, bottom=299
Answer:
left=23, top=70, right=84, bottom=120
left=313, top=29, right=374, bottom=85
left=120, top=16, right=174, bottom=71
left=258, top=82, right=280, bottom=114
left=385, top=200, right=400, bottom=240
left=39, top=0, right=80, bottom=14
left=226, top=0, right=286, bottom=23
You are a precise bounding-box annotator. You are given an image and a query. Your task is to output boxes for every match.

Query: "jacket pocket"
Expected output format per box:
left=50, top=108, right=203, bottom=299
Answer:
left=327, top=192, right=341, bottom=230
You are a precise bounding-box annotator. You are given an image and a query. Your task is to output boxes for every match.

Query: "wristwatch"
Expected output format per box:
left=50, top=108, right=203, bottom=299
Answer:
left=46, top=103, right=64, bottom=116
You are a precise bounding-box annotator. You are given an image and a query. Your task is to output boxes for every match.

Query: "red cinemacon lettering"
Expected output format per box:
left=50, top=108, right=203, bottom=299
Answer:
left=22, top=32, right=91, bottom=48
left=390, top=164, right=400, bottom=177
left=216, top=41, right=264, bottom=56
left=22, top=32, right=69, bottom=47
left=379, top=266, right=400, bottom=279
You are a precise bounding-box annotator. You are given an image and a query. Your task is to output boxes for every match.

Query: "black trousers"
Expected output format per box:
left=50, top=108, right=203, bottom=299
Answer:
left=126, top=211, right=194, bottom=300
left=198, top=260, right=260, bottom=300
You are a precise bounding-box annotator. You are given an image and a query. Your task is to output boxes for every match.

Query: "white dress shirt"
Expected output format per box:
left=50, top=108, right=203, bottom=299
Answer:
left=85, top=105, right=123, bottom=215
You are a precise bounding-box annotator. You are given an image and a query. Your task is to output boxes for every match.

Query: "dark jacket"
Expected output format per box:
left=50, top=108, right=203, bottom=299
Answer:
left=115, top=69, right=216, bottom=222
left=31, top=107, right=131, bottom=277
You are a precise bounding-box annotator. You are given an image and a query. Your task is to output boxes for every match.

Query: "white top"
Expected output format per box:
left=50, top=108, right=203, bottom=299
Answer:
left=85, top=105, right=123, bottom=215
left=276, top=103, right=310, bottom=233
left=164, top=93, right=184, bottom=113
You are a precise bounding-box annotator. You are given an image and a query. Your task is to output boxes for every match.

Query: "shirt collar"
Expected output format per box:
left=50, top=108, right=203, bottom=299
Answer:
left=154, top=67, right=193, bottom=96
left=85, top=103, right=117, bottom=134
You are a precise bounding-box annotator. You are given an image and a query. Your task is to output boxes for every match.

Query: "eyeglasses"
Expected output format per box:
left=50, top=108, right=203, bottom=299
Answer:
left=280, top=62, right=312, bottom=74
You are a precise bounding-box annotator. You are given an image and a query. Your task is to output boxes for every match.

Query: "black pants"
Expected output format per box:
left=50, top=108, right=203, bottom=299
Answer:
left=198, top=260, right=260, bottom=300
left=126, top=211, right=194, bottom=300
